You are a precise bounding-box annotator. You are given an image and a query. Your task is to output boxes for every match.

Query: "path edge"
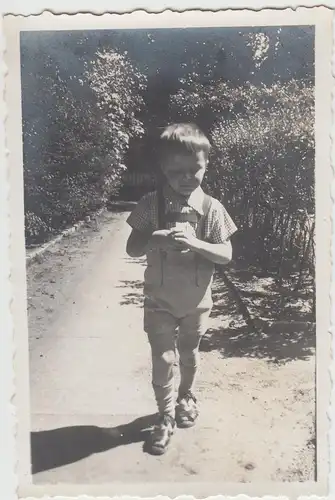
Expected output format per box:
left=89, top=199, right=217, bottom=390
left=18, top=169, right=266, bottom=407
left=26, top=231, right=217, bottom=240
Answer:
left=25, top=208, right=106, bottom=267
left=25, top=200, right=137, bottom=267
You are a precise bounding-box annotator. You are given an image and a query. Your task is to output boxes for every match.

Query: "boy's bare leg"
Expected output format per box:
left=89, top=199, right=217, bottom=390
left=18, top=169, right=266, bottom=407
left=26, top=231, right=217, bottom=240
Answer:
left=150, top=338, right=176, bottom=418
left=176, top=309, right=211, bottom=427
left=177, top=333, right=201, bottom=397
left=144, top=303, right=178, bottom=454
left=145, top=304, right=178, bottom=417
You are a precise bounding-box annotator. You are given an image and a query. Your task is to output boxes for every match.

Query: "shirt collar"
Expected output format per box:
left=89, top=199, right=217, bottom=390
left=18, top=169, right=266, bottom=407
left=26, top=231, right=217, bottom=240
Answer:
left=162, top=184, right=205, bottom=215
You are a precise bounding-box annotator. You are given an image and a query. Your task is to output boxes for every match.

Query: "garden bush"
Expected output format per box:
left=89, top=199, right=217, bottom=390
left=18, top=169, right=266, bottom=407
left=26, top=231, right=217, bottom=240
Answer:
left=169, top=79, right=314, bottom=285
left=23, top=47, right=146, bottom=245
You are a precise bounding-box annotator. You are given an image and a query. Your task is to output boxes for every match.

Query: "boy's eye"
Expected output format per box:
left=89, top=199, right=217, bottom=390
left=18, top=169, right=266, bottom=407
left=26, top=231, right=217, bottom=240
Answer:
left=170, top=167, right=199, bottom=175
left=175, top=170, right=195, bottom=176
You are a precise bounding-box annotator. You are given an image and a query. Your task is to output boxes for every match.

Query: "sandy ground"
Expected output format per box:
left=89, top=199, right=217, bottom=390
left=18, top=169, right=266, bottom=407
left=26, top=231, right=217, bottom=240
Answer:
left=27, top=210, right=315, bottom=485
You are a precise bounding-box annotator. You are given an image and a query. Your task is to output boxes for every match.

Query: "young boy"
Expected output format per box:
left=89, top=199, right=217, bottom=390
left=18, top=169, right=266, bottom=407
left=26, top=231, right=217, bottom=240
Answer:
left=126, top=123, right=237, bottom=455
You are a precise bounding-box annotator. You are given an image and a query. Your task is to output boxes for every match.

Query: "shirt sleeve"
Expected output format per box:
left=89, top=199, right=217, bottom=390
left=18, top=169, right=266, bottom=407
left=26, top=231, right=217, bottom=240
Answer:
left=207, top=198, right=238, bottom=244
left=126, top=192, right=156, bottom=232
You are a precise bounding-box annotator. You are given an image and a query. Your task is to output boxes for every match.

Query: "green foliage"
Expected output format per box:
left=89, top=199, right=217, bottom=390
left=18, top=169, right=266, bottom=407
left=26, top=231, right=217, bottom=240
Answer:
left=23, top=48, right=146, bottom=245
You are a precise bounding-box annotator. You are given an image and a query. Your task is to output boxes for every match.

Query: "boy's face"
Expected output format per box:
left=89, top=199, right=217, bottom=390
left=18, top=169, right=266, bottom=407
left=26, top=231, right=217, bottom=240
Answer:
left=161, top=150, right=208, bottom=196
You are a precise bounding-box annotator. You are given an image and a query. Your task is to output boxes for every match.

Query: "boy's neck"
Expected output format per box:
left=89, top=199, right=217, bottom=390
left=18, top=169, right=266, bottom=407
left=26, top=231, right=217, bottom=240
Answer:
left=164, top=183, right=200, bottom=201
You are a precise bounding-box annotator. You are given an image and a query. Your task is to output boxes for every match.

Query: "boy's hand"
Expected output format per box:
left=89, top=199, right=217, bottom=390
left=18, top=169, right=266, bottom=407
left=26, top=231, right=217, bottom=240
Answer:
left=169, top=228, right=202, bottom=252
left=150, top=229, right=182, bottom=250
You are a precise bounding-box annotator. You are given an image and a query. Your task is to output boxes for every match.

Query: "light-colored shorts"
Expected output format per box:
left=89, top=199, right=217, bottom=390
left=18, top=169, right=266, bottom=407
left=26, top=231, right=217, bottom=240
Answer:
left=144, top=297, right=211, bottom=338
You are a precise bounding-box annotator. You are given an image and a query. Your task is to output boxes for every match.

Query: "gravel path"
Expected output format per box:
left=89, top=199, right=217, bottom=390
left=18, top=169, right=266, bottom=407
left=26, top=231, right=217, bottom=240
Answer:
left=27, top=211, right=315, bottom=486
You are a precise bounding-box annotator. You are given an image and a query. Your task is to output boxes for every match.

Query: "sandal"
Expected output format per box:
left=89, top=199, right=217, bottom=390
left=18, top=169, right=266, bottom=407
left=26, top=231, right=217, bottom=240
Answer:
left=175, top=391, right=199, bottom=428
left=145, top=414, right=175, bottom=455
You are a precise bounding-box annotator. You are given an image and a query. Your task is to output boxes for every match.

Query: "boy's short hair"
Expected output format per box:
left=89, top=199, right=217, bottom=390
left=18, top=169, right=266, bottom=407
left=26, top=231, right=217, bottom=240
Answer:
left=159, top=123, right=211, bottom=159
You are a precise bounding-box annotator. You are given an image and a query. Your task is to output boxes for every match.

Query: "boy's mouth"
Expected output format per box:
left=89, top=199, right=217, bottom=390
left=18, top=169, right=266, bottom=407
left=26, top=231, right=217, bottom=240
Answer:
left=180, top=185, right=196, bottom=193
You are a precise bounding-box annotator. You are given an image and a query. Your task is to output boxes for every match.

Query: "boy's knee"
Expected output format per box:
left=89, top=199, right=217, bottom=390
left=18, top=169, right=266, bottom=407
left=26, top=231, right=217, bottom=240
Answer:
left=179, top=347, right=199, bottom=368
left=178, top=332, right=202, bottom=353
left=152, top=348, right=176, bottom=368
left=152, top=349, right=176, bottom=385
left=161, top=349, right=176, bottom=366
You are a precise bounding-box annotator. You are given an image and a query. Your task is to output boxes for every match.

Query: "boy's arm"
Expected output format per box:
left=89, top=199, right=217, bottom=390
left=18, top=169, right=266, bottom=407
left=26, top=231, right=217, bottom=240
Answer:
left=126, top=193, right=155, bottom=257
left=170, top=198, right=237, bottom=264
left=192, top=239, right=232, bottom=265
left=126, top=228, right=152, bottom=257
left=126, top=228, right=181, bottom=257
left=170, top=230, right=232, bottom=265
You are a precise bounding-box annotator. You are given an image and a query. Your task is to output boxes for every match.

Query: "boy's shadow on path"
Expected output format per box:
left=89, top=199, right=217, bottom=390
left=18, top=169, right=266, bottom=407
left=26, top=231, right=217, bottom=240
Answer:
left=31, top=414, right=157, bottom=474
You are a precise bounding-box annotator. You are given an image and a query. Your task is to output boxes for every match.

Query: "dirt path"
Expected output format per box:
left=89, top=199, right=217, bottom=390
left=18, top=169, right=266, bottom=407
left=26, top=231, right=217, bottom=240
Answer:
left=27, top=211, right=315, bottom=486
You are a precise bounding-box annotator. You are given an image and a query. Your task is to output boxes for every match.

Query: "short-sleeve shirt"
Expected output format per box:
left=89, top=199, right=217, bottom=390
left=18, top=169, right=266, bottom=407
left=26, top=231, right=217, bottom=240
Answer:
left=127, top=185, right=237, bottom=244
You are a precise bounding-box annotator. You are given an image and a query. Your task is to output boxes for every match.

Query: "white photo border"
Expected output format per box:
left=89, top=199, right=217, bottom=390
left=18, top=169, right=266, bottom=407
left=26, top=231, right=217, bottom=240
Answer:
left=1, top=4, right=334, bottom=500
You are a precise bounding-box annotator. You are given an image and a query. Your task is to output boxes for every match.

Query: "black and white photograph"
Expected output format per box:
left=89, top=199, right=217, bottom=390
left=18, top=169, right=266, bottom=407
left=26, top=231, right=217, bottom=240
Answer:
left=3, top=8, right=333, bottom=498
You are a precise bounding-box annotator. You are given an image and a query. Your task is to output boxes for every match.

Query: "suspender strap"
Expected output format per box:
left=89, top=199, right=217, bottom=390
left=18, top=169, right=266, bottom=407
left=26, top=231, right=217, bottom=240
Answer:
left=157, top=187, right=212, bottom=233
left=157, top=184, right=166, bottom=229
left=202, top=193, right=212, bottom=216
left=198, top=193, right=212, bottom=239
